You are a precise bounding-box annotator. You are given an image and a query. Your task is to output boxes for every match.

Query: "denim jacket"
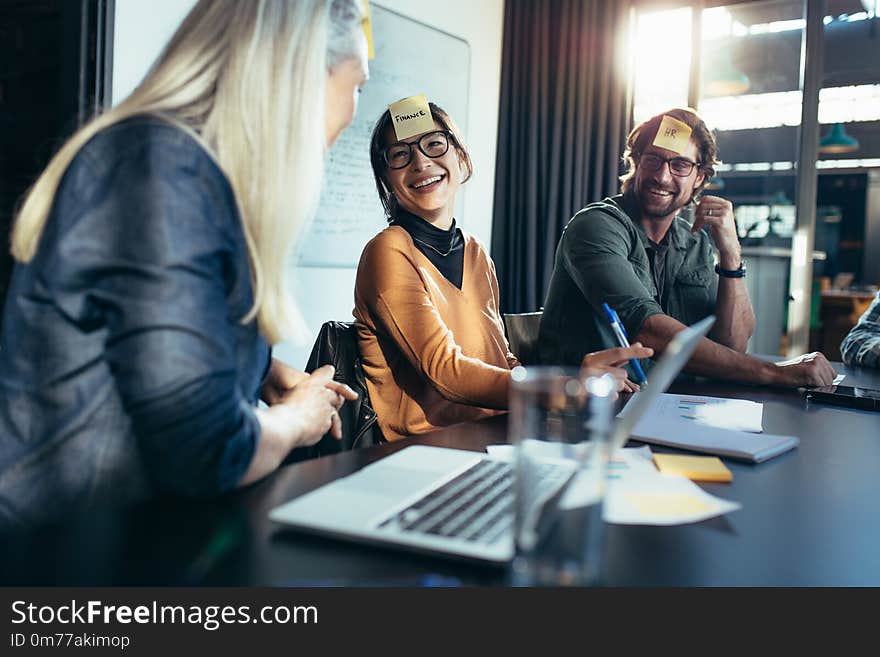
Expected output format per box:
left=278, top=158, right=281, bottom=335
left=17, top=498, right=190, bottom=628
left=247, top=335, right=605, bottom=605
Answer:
left=0, top=116, right=270, bottom=530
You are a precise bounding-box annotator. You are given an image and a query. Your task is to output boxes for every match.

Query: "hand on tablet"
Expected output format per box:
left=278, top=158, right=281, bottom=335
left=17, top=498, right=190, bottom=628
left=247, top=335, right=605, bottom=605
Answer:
left=773, top=352, right=836, bottom=387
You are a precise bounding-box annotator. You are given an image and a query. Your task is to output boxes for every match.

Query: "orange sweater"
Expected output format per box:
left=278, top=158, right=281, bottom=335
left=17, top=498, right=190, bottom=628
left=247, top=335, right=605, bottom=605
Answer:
left=353, top=226, right=517, bottom=440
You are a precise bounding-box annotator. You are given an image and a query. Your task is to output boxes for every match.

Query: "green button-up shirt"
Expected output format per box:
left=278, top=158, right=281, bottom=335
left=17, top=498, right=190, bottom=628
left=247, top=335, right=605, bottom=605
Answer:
left=539, top=194, right=717, bottom=367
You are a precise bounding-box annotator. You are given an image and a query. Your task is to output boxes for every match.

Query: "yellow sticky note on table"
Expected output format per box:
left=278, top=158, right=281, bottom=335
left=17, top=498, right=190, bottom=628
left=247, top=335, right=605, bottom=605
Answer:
left=653, top=454, right=733, bottom=483
left=388, top=94, right=435, bottom=140
left=652, top=115, right=692, bottom=154
left=625, top=492, right=715, bottom=516
left=362, top=0, right=374, bottom=60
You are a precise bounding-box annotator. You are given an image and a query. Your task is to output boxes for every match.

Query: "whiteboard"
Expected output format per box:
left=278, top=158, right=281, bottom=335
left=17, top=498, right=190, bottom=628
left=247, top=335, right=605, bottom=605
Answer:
left=112, top=0, right=197, bottom=104
left=297, top=3, right=471, bottom=267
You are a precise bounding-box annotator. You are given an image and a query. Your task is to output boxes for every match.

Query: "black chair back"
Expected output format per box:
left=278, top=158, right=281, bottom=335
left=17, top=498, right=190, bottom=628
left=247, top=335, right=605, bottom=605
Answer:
left=503, top=311, right=543, bottom=365
left=302, top=321, right=384, bottom=457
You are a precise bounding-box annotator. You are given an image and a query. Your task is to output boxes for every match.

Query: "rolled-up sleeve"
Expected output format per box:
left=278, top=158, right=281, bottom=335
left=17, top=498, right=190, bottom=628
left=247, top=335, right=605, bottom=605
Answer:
left=840, top=294, right=880, bottom=369
left=560, top=210, right=663, bottom=337
left=49, top=134, right=258, bottom=496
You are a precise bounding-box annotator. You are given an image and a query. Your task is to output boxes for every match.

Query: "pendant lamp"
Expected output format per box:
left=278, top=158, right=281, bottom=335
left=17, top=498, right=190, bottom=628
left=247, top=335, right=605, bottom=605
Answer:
left=818, top=123, right=859, bottom=154
left=704, top=50, right=750, bottom=96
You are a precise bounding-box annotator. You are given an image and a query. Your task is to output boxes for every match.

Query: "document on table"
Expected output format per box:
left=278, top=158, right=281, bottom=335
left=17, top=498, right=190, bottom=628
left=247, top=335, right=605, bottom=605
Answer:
left=618, top=393, right=798, bottom=463
left=485, top=444, right=740, bottom=525
left=603, top=447, right=741, bottom=525
left=620, top=393, right=764, bottom=432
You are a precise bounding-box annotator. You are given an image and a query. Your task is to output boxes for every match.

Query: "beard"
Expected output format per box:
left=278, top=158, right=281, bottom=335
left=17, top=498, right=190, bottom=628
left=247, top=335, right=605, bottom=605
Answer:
left=635, top=181, right=687, bottom=219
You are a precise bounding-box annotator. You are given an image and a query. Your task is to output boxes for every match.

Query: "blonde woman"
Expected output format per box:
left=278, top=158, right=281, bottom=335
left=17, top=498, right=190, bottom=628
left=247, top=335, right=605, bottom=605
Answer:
left=0, top=0, right=367, bottom=529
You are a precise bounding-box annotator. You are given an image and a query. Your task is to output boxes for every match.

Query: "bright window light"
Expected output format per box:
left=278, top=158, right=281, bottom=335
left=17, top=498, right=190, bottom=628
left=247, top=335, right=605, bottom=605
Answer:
left=721, top=159, right=880, bottom=171
left=632, top=7, right=692, bottom=124
left=736, top=205, right=796, bottom=239
left=819, top=85, right=880, bottom=123
left=702, top=9, right=870, bottom=42
left=767, top=19, right=806, bottom=32
left=733, top=162, right=772, bottom=171
left=699, top=85, right=880, bottom=131
left=702, top=7, right=733, bottom=40
left=816, top=158, right=880, bottom=169
left=700, top=91, right=803, bottom=130
left=732, top=21, right=749, bottom=37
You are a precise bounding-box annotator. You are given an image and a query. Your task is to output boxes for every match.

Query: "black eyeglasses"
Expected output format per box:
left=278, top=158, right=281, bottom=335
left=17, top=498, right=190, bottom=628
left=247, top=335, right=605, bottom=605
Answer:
left=383, top=130, right=451, bottom=169
left=639, top=153, right=701, bottom=177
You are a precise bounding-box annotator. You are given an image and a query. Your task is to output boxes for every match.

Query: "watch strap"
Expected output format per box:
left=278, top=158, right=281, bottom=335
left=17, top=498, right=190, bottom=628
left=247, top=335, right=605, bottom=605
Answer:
left=715, top=262, right=747, bottom=278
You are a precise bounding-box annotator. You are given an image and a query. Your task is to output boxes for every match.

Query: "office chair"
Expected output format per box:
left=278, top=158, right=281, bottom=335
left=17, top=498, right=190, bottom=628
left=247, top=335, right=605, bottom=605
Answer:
left=503, top=311, right=543, bottom=365
left=284, top=321, right=384, bottom=464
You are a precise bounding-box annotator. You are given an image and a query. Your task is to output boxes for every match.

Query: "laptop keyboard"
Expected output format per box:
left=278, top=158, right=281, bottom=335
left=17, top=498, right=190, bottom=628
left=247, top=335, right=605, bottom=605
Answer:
left=376, top=459, right=572, bottom=546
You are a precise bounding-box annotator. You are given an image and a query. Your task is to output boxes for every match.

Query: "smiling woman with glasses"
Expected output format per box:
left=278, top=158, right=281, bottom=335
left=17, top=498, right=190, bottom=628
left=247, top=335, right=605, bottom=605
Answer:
left=351, top=101, right=651, bottom=441
left=383, top=130, right=452, bottom=169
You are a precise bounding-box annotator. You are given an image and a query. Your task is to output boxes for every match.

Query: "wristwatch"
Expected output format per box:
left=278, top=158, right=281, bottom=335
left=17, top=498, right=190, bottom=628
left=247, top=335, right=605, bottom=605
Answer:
left=715, top=261, right=747, bottom=278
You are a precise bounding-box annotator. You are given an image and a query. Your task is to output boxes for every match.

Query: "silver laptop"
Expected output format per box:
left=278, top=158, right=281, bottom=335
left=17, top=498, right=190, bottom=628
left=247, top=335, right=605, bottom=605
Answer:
left=611, top=315, right=715, bottom=451
left=269, top=316, right=715, bottom=563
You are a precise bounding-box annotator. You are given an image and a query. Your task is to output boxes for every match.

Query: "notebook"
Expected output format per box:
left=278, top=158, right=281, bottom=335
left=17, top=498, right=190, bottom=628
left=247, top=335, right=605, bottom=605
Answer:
left=623, top=417, right=799, bottom=463
left=619, top=391, right=799, bottom=463
left=268, top=316, right=714, bottom=563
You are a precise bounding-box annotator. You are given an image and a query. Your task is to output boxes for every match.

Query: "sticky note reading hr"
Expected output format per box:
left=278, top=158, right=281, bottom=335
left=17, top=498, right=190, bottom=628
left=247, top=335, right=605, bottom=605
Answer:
left=389, top=94, right=434, bottom=140
left=652, top=115, right=692, bottom=155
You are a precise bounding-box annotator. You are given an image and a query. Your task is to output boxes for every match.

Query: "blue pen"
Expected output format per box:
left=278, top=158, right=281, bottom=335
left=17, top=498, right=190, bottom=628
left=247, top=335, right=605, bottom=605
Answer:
left=601, top=302, right=648, bottom=385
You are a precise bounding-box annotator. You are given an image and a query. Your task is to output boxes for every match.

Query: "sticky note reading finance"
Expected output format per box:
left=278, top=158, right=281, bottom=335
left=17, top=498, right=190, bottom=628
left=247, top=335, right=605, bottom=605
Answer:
left=653, top=454, right=733, bottom=483
left=361, top=0, right=374, bottom=60
left=389, top=94, right=434, bottom=140
left=652, top=115, right=692, bottom=155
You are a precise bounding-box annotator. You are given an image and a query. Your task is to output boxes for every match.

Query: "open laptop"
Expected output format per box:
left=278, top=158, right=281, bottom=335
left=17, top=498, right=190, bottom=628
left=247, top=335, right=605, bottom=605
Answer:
left=269, top=316, right=715, bottom=563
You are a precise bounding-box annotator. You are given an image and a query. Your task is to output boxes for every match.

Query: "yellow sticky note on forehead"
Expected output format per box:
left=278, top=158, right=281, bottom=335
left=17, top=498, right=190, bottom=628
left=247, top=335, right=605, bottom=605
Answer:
left=362, top=0, right=374, bottom=60
left=652, top=115, right=693, bottom=154
left=389, top=94, right=435, bottom=141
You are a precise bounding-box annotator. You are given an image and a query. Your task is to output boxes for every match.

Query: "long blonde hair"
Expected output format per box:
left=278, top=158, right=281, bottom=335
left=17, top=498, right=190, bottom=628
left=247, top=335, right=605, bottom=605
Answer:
left=11, top=0, right=365, bottom=344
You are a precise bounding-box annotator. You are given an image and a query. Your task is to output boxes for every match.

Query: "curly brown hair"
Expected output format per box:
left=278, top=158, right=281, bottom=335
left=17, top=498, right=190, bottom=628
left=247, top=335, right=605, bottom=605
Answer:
left=620, top=108, right=719, bottom=203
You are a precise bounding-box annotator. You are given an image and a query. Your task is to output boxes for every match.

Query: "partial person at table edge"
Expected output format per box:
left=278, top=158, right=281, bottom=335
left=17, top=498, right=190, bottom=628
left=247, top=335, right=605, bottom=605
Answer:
left=539, top=107, right=836, bottom=388
left=0, top=0, right=367, bottom=531
left=840, top=290, right=880, bottom=369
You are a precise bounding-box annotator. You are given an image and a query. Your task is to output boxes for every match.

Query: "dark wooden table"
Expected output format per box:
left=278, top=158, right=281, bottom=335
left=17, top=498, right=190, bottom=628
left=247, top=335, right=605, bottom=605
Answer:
left=3, top=364, right=880, bottom=586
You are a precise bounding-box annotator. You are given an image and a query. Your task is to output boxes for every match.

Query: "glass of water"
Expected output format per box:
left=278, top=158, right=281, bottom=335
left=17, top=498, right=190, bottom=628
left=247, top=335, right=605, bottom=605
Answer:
left=508, top=366, right=616, bottom=586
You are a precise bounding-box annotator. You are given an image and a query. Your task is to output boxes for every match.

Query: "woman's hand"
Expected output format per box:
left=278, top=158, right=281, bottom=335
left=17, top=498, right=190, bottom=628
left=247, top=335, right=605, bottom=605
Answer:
left=261, top=359, right=358, bottom=432
left=242, top=365, right=357, bottom=488
left=580, top=343, right=654, bottom=393
left=261, top=358, right=309, bottom=405
left=276, top=365, right=358, bottom=445
left=263, top=362, right=359, bottom=446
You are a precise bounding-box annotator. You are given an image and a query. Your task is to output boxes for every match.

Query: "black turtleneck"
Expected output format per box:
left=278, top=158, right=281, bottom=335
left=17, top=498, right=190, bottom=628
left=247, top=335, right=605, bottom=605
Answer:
left=392, top=209, right=465, bottom=289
